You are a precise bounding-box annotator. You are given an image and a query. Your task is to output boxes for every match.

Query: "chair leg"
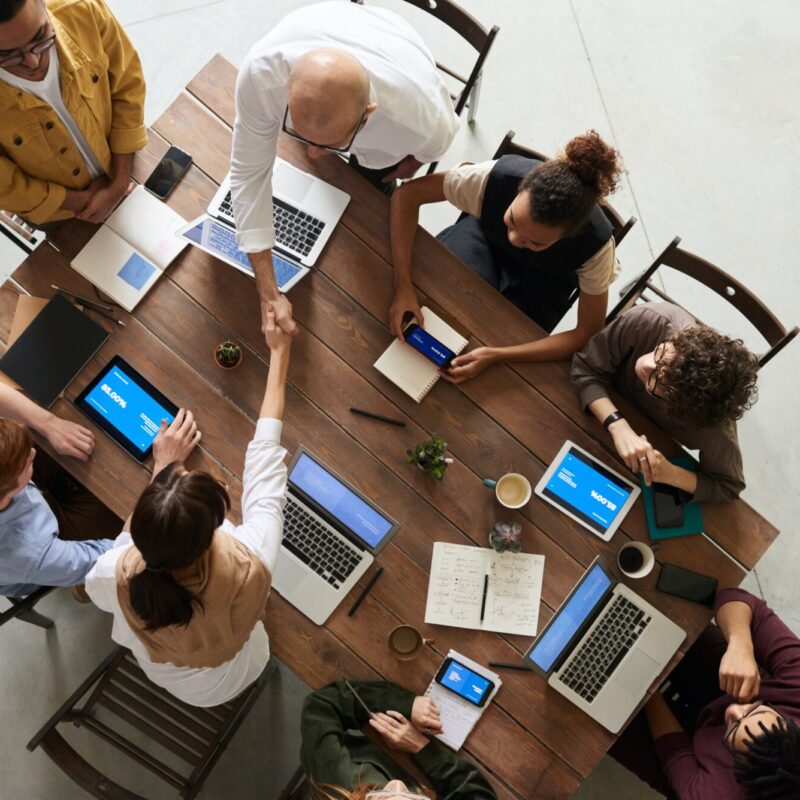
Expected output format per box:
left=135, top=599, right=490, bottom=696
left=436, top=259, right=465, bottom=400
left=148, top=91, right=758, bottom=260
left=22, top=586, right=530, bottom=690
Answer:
left=278, top=764, right=305, bottom=800
left=467, top=72, right=483, bottom=125
left=15, top=607, right=55, bottom=629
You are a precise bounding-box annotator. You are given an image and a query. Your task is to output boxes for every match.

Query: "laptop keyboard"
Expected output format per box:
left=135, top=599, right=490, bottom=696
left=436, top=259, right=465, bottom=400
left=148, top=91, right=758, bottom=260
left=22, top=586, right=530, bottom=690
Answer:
left=283, top=497, right=362, bottom=589
left=218, top=191, right=325, bottom=258
left=558, top=594, right=652, bottom=703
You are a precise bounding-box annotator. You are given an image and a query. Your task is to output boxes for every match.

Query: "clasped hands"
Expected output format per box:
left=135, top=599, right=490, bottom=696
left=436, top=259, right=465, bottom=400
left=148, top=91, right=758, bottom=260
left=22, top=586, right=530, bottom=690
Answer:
left=607, top=419, right=673, bottom=486
left=368, top=696, right=443, bottom=754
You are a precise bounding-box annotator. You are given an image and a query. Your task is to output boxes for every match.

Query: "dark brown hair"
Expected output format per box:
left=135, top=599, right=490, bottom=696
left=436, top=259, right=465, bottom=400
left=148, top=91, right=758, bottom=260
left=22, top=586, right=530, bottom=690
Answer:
left=659, top=325, right=759, bottom=428
left=520, top=130, right=622, bottom=232
left=0, top=418, right=32, bottom=496
left=128, top=464, right=230, bottom=631
left=0, top=0, right=34, bottom=24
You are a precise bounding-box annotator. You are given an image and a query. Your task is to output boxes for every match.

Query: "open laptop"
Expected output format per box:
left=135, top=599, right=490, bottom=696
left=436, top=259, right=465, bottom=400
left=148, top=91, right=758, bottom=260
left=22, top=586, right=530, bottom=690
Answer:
left=207, top=157, right=350, bottom=267
left=273, top=447, right=399, bottom=625
left=524, top=557, right=685, bottom=733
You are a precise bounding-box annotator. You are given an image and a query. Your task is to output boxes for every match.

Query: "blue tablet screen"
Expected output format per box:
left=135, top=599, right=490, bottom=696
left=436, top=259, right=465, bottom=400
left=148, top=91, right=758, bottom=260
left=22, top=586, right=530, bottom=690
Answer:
left=83, top=363, right=175, bottom=453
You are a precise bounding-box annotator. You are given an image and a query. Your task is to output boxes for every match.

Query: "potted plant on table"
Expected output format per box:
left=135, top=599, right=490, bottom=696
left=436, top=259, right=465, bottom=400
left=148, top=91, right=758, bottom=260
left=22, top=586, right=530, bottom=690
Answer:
left=488, top=521, right=523, bottom=553
left=214, top=340, right=243, bottom=370
left=406, top=435, right=453, bottom=480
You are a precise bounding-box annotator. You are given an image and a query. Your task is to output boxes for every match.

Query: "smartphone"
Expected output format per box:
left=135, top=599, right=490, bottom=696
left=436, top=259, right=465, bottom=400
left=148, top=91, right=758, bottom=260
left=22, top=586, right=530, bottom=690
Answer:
left=657, top=563, right=718, bottom=608
left=653, top=482, right=685, bottom=528
left=434, top=657, right=495, bottom=707
left=402, top=322, right=456, bottom=368
left=144, top=146, right=192, bottom=201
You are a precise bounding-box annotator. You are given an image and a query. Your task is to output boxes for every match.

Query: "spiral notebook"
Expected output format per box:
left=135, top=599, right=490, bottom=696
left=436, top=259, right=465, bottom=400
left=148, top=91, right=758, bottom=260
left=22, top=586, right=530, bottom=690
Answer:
left=373, top=307, right=468, bottom=402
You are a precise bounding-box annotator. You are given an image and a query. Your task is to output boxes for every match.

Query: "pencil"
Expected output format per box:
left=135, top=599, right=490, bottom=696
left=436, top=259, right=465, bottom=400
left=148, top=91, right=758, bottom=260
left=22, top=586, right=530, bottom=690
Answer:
left=349, top=407, right=405, bottom=427
left=347, top=566, right=384, bottom=616
left=488, top=662, right=531, bottom=671
left=51, top=284, right=115, bottom=312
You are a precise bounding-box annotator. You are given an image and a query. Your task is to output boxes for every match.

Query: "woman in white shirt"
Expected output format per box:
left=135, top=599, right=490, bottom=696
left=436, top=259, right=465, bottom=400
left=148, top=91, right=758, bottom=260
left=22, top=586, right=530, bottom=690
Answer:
left=86, top=311, right=292, bottom=707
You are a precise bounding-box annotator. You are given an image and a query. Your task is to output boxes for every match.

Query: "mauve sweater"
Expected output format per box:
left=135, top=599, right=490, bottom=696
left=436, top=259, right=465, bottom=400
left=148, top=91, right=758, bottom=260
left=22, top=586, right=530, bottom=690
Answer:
left=654, top=588, right=800, bottom=799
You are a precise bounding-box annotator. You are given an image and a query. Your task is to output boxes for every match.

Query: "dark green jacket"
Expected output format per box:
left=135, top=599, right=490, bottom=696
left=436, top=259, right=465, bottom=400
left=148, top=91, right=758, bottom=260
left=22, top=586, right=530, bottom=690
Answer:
left=300, top=681, right=497, bottom=799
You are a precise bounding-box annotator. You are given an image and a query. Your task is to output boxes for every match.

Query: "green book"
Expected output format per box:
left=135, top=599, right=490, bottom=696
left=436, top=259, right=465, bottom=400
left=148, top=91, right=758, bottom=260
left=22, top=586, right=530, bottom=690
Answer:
left=640, top=455, right=703, bottom=540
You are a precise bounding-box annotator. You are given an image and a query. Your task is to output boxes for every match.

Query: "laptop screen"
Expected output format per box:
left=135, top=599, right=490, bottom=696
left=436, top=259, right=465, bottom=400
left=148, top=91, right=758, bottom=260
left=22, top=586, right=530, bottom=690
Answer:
left=289, top=452, right=395, bottom=550
left=526, top=562, right=613, bottom=673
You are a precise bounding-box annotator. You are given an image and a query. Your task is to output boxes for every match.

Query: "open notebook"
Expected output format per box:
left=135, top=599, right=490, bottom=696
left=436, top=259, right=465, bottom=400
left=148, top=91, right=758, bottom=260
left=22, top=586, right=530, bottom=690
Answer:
left=373, top=306, right=468, bottom=402
left=71, top=187, right=187, bottom=312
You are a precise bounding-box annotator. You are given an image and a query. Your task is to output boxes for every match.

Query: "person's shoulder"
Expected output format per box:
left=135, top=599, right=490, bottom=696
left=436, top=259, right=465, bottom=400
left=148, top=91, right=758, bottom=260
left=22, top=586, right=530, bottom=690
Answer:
left=621, top=302, right=690, bottom=329
left=48, top=0, right=110, bottom=29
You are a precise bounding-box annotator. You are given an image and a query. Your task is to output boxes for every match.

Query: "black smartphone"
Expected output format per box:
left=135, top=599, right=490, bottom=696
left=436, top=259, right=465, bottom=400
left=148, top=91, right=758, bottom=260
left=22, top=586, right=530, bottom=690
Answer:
left=402, top=322, right=456, bottom=368
left=434, top=657, right=495, bottom=707
left=144, top=146, right=192, bottom=201
left=653, top=482, right=685, bottom=528
left=657, top=563, right=718, bottom=608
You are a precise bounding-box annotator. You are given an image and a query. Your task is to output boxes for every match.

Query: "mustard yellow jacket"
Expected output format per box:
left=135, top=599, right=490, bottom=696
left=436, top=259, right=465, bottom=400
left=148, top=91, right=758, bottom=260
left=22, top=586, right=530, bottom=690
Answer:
left=0, top=0, right=147, bottom=224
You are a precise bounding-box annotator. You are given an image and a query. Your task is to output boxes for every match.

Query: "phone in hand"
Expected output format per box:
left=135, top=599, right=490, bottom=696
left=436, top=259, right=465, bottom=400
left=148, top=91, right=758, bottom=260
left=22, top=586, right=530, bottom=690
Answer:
left=434, top=657, right=495, bottom=707
left=657, top=563, right=718, bottom=608
left=653, top=482, right=685, bottom=528
left=144, top=146, right=192, bottom=201
left=402, top=322, right=456, bottom=368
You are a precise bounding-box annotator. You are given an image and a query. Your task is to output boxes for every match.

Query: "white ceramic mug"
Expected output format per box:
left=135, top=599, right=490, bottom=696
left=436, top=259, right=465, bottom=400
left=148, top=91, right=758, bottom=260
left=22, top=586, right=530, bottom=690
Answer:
left=483, top=473, right=532, bottom=509
left=617, top=541, right=658, bottom=579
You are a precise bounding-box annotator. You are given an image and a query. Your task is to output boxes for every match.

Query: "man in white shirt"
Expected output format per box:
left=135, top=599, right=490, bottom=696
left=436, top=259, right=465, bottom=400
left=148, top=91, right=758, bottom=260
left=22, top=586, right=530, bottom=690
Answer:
left=231, top=0, right=459, bottom=336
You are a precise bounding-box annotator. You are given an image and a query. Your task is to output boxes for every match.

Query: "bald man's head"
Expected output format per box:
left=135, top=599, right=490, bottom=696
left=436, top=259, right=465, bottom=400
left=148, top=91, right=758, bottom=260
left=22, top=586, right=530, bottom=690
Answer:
left=287, top=49, right=373, bottom=154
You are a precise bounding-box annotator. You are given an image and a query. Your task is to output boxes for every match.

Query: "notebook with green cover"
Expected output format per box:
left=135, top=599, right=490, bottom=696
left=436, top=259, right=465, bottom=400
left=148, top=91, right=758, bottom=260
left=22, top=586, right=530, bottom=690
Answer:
left=640, top=455, right=704, bottom=540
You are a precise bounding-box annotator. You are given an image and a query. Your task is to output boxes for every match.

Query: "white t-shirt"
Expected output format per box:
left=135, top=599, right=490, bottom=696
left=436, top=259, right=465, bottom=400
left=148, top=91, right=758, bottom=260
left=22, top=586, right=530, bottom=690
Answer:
left=0, top=49, right=104, bottom=180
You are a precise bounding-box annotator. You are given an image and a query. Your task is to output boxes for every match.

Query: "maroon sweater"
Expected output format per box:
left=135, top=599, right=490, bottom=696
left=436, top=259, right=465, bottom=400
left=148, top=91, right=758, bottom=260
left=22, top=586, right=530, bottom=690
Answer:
left=654, top=589, right=800, bottom=798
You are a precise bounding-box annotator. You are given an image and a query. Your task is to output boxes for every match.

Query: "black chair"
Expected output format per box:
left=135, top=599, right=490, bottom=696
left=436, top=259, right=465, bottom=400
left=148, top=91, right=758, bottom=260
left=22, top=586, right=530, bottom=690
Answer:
left=493, top=129, right=637, bottom=246
left=27, top=646, right=279, bottom=799
left=607, top=236, right=798, bottom=369
left=352, top=0, right=499, bottom=172
left=0, top=586, right=56, bottom=629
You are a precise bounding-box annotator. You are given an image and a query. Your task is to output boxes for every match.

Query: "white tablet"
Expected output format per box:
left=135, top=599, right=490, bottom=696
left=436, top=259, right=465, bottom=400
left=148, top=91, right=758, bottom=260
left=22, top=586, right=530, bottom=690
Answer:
left=535, top=440, right=640, bottom=541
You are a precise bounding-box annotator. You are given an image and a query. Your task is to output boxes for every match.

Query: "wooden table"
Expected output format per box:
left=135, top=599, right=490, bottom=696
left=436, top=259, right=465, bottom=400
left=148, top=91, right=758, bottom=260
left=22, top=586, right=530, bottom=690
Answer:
left=1, top=56, right=779, bottom=799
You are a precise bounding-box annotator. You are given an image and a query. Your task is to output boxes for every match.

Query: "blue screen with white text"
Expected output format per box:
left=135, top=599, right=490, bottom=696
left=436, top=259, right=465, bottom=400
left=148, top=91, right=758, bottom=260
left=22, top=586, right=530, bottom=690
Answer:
left=440, top=660, right=491, bottom=705
left=405, top=325, right=455, bottom=367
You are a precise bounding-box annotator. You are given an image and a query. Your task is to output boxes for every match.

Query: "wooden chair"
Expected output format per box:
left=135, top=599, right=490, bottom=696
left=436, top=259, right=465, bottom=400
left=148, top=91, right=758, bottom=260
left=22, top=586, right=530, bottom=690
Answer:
left=1, top=586, right=55, bottom=629
left=493, top=130, right=637, bottom=246
left=352, top=0, right=499, bottom=172
left=27, top=646, right=278, bottom=799
left=607, top=236, right=798, bottom=369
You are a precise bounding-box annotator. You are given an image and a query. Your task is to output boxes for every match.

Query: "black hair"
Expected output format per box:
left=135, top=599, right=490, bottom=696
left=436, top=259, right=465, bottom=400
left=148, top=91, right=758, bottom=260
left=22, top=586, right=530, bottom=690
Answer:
left=0, top=0, right=33, bottom=24
left=735, top=716, right=800, bottom=800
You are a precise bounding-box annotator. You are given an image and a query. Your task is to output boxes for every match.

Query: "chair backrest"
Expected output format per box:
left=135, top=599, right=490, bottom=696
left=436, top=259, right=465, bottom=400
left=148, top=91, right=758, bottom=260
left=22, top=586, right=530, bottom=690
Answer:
left=607, top=236, right=799, bottom=369
left=492, top=130, right=637, bottom=246
left=0, top=586, right=55, bottom=629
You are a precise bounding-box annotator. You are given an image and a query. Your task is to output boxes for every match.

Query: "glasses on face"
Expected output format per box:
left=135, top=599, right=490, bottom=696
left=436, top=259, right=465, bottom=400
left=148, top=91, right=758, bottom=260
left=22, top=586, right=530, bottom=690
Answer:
left=723, top=702, right=779, bottom=753
left=281, top=105, right=367, bottom=154
left=646, top=341, right=669, bottom=397
left=365, top=791, right=431, bottom=800
left=0, top=31, right=56, bottom=69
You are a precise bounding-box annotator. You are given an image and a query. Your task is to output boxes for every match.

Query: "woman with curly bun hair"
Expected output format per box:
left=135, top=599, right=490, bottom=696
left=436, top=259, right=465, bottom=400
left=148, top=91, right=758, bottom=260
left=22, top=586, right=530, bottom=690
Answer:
left=570, top=302, right=759, bottom=502
left=389, top=130, right=624, bottom=382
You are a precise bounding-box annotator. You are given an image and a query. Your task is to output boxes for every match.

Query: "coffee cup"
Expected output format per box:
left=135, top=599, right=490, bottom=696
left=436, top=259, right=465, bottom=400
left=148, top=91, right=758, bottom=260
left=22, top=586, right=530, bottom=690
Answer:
left=388, top=624, right=433, bottom=661
left=483, top=473, right=532, bottom=509
left=617, top=541, right=658, bottom=579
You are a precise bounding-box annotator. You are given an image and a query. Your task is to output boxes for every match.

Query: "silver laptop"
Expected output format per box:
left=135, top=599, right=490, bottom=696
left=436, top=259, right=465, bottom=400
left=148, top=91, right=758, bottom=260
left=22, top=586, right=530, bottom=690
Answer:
left=208, top=157, right=350, bottom=266
left=524, top=557, right=685, bottom=733
left=273, top=447, right=399, bottom=626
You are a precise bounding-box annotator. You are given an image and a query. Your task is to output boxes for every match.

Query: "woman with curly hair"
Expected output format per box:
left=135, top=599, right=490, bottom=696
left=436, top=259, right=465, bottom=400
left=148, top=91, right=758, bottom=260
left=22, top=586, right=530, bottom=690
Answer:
left=570, top=302, right=759, bottom=502
left=388, top=130, right=624, bottom=382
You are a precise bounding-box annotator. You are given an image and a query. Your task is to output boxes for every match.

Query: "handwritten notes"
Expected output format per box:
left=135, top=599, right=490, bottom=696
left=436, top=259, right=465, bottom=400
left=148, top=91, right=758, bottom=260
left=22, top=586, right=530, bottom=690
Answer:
left=425, top=542, right=544, bottom=636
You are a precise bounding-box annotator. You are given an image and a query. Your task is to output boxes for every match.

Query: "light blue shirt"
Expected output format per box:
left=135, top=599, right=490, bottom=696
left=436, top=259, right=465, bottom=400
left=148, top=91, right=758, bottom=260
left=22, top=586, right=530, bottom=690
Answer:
left=0, top=483, right=113, bottom=597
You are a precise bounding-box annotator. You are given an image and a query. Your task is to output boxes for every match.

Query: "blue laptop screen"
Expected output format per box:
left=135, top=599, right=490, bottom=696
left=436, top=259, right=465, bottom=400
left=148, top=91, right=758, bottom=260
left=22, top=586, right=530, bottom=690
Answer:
left=289, top=453, right=394, bottom=550
left=526, top=563, right=612, bottom=673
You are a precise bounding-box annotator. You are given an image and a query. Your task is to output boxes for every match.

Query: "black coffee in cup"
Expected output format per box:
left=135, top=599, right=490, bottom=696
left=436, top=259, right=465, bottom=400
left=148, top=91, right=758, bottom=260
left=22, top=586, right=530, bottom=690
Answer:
left=619, top=546, right=645, bottom=573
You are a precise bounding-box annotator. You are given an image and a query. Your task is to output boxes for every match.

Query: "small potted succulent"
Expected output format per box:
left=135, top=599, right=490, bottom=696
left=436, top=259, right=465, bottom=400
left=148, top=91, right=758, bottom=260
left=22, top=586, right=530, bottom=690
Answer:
left=406, top=435, right=453, bottom=480
left=488, top=521, right=523, bottom=553
left=214, top=340, right=243, bottom=370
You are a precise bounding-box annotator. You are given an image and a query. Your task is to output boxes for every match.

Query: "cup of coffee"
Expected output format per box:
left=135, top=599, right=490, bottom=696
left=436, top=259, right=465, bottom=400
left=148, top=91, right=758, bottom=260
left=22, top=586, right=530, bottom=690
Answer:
left=617, top=541, right=658, bottom=579
left=483, top=473, right=532, bottom=509
left=388, top=625, right=433, bottom=661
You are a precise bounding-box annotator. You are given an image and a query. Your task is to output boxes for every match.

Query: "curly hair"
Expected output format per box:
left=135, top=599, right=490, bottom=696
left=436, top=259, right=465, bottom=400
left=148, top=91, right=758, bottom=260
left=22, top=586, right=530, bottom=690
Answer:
left=734, top=716, right=800, bottom=800
left=658, top=325, right=759, bottom=429
left=519, top=130, right=623, bottom=233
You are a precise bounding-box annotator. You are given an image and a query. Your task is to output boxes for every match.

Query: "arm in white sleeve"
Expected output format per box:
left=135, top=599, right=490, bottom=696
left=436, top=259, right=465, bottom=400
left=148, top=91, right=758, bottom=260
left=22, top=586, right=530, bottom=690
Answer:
left=85, top=534, right=132, bottom=612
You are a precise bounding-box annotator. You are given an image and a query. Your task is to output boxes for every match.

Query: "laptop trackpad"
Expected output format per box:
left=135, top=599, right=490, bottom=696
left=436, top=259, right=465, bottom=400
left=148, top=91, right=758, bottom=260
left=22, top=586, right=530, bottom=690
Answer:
left=617, top=650, right=660, bottom=695
left=275, top=163, right=313, bottom=205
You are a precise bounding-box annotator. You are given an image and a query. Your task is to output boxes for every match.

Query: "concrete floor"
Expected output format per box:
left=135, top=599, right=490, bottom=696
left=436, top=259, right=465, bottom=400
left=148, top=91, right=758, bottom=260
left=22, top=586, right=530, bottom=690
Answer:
left=1, top=1, right=798, bottom=798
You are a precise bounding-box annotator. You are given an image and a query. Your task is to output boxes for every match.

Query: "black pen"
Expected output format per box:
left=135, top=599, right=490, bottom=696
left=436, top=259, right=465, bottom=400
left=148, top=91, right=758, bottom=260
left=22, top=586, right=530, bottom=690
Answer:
left=479, top=574, right=489, bottom=623
left=51, top=284, right=115, bottom=312
left=350, top=407, right=406, bottom=427
left=347, top=566, right=384, bottom=616
left=489, top=662, right=532, bottom=671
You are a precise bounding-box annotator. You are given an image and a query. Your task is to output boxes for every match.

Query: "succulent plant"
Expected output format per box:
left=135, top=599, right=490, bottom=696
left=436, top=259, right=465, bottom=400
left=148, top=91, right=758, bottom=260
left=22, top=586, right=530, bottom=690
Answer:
left=405, top=435, right=452, bottom=480
left=488, top=521, right=522, bottom=553
left=215, top=340, right=242, bottom=368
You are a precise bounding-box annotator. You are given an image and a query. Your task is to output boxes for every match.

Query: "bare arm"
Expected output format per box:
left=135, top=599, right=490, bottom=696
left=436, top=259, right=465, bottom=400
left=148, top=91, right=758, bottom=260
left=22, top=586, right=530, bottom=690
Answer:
left=716, top=600, right=760, bottom=701
left=261, top=308, right=292, bottom=420
left=645, top=692, right=684, bottom=739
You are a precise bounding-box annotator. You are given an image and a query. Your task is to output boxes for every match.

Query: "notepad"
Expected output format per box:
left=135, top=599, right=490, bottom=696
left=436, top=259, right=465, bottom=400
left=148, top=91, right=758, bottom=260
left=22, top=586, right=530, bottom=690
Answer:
left=424, top=650, right=501, bottom=751
left=641, top=456, right=704, bottom=540
left=373, top=307, right=468, bottom=402
left=425, top=542, right=545, bottom=636
left=71, top=186, right=187, bottom=311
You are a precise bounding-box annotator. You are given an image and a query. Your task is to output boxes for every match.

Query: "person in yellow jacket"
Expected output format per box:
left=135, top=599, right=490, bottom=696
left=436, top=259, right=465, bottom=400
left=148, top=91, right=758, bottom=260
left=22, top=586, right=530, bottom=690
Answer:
left=0, top=0, right=146, bottom=226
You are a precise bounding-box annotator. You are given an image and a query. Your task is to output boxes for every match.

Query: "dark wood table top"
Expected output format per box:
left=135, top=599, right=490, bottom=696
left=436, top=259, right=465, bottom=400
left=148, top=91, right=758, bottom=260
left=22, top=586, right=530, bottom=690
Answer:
left=1, top=55, right=778, bottom=799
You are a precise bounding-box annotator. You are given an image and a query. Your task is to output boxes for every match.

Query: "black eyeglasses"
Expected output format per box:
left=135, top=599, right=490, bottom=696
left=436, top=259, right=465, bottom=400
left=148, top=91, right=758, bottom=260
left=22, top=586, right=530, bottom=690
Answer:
left=281, top=105, right=367, bottom=154
left=723, top=702, right=779, bottom=753
left=0, top=31, right=57, bottom=69
left=646, top=341, right=669, bottom=397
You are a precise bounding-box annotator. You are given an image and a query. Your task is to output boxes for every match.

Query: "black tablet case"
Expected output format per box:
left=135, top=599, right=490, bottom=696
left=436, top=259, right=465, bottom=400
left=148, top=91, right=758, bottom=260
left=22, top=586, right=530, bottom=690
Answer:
left=0, top=294, right=108, bottom=408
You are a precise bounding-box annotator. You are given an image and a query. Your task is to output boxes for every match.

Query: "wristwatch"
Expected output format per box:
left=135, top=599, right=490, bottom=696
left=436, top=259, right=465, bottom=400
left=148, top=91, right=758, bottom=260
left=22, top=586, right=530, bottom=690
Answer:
left=602, top=411, right=624, bottom=430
